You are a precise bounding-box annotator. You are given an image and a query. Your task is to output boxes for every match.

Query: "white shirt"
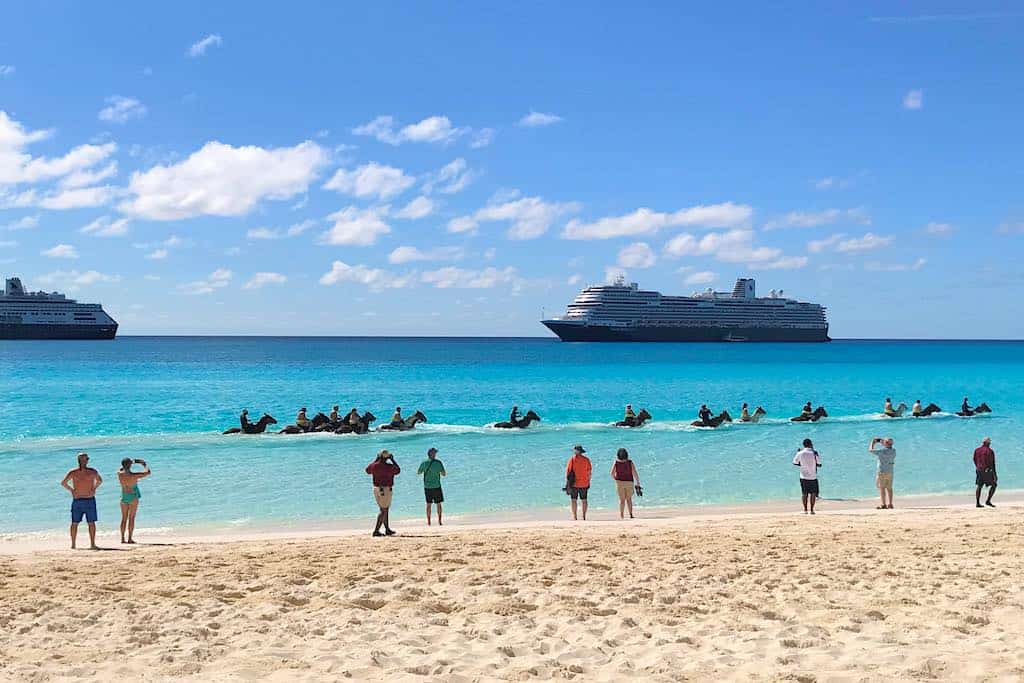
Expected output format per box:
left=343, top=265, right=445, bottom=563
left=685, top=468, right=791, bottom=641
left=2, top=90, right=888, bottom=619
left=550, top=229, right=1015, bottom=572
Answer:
left=793, top=448, right=821, bottom=480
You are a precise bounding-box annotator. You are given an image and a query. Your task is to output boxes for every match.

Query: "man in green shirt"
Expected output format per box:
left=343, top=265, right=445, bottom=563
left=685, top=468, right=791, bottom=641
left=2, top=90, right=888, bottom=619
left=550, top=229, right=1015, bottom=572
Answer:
left=417, top=447, right=447, bottom=526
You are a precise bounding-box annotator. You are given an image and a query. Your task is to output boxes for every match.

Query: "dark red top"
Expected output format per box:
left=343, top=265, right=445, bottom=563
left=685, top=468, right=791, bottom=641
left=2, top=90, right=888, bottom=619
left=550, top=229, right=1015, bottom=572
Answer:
left=366, top=461, right=401, bottom=487
left=613, top=460, right=634, bottom=482
left=973, top=446, right=995, bottom=471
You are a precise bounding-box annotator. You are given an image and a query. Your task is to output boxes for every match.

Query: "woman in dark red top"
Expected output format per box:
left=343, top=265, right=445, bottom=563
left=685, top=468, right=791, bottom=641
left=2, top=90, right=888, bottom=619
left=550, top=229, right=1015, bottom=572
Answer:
left=610, top=448, right=641, bottom=519
left=366, top=450, right=401, bottom=536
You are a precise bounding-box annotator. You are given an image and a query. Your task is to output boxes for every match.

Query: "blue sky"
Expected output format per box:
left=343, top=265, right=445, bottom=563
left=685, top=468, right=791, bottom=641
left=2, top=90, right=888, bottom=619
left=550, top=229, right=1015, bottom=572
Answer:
left=1, top=2, right=1022, bottom=337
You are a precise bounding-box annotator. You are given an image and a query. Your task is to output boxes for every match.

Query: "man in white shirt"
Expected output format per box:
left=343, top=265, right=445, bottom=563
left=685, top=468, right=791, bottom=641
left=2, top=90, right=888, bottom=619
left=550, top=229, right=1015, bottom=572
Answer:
left=793, top=438, right=822, bottom=514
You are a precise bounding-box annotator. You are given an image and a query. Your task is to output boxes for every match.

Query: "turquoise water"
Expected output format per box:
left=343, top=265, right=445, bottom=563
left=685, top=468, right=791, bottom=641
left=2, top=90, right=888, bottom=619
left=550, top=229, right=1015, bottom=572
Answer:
left=1, top=337, right=1020, bottom=536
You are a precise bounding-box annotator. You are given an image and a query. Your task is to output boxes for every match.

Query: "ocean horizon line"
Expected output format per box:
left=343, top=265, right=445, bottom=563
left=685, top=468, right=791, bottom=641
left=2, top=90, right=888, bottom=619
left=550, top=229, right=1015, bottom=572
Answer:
left=20, top=334, right=1024, bottom=342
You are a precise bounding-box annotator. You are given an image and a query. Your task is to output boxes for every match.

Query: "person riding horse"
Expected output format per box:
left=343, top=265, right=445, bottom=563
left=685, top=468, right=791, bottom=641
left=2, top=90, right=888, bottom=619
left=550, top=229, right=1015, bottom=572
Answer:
left=295, top=408, right=311, bottom=431
left=912, top=400, right=923, bottom=416
left=240, top=409, right=252, bottom=431
left=347, top=408, right=361, bottom=427
left=389, top=407, right=403, bottom=429
left=509, top=405, right=521, bottom=428
left=800, top=402, right=813, bottom=418
left=698, top=404, right=713, bottom=427
left=740, top=403, right=750, bottom=421
left=624, top=404, right=637, bottom=426
left=962, top=397, right=973, bottom=415
left=329, top=405, right=340, bottom=424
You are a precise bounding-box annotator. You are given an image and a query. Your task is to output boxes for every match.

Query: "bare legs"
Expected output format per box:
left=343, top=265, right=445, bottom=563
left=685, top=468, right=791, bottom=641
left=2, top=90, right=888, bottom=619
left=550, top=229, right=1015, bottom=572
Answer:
left=617, top=493, right=635, bottom=519
left=976, top=483, right=997, bottom=507
left=801, top=493, right=817, bottom=514
left=425, top=503, right=443, bottom=526
left=70, top=522, right=98, bottom=549
left=373, top=507, right=394, bottom=536
left=570, top=498, right=588, bottom=521
left=120, top=501, right=139, bottom=543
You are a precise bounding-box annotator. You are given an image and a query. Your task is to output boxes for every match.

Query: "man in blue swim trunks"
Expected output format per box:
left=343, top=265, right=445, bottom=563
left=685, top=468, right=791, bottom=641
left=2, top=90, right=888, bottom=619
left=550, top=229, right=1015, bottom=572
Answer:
left=60, top=452, right=103, bottom=549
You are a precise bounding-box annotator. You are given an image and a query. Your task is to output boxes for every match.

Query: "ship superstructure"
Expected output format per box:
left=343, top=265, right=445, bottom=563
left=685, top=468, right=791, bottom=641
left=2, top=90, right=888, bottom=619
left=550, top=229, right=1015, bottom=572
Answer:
left=0, top=277, right=118, bottom=340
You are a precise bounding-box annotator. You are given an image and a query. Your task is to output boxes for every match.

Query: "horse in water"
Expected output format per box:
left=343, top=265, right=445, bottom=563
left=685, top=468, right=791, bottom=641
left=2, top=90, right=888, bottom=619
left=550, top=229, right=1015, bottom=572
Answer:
left=740, top=407, right=767, bottom=423
left=692, top=410, right=732, bottom=428
left=335, top=411, right=377, bottom=434
left=494, top=410, right=541, bottom=429
left=223, top=413, right=278, bottom=434
left=615, top=408, right=652, bottom=428
left=957, top=402, right=992, bottom=417
left=791, top=406, right=828, bottom=422
left=379, top=410, right=428, bottom=431
left=912, top=403, right=943, bottom=417
left=883, top=402, right=910, bottom=418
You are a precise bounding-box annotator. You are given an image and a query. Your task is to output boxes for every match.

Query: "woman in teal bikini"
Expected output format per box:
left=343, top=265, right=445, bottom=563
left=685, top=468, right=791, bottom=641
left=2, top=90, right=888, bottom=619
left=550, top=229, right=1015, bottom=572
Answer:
left=118, top=458, right=151, bottom=544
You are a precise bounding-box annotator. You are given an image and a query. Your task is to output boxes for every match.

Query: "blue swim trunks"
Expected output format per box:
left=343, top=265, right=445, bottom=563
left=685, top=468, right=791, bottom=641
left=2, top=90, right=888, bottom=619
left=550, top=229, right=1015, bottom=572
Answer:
left=71, top=497, right=98, bottom=524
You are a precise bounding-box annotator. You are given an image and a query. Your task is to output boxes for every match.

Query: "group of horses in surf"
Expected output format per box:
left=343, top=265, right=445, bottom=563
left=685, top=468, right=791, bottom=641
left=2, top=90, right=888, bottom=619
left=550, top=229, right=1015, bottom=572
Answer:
left=223, top=399, right=993, bottom=435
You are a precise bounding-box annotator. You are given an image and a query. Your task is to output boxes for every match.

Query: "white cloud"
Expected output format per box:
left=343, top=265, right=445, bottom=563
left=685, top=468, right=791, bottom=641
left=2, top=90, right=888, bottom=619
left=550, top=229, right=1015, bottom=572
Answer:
left=0, top=65, right=14, bottom=78
left=836, top=232, right=894, bottom=253
left=145, top=249, right=168, bottom=260
left=518, top=111, right=563, bottom=127
left=187, top=33, right=223, bottom=58
left=903, top=89, right=924, bottom=110
left=563, top=202, right=752, bottom=240
left=38, top=185, right=118, bottom=210
left=0, top=111, right=117, bottom=187
left=421, top=266, right=519, bottom=289
left=422, top=158, right=474, bottom=195
left=120, top=140, right=326, bottom=220
left=1, top=215, right=38, bottom=231
left=758, top=256, right=809, bottom=270
left=178, top=268, right=232, bottom=295
left=471, top=195, right=581, bottom=240
left=246, top=219, right=316, bottom=240
left=60, top=161, right=118, bottom=189
left=322, top=162, right=415, bottom=200
left=684, top=271, right=717, bottom=286
left=320, top=206, right=390, bottom=246
left=243, top=272, right=287, bottom=289
left=37, top=270, right=120, bottom=287
left=447, top=216, right=478, bottom=234
left=353, top=115, right=468, bottom=146
left=470, top=128, right=496, bottom=148
left=80, top=216, right=129, bottom=237
left=319, top=260, right=411, bottom=290
left=42, top=243, right=78, bottom=259
left=807, top=233, right=845, bottom=253
left=924, top=221, right=954, bottom=236
left=664, top=229, right=781, bottom=264
left=865, top=257, right=927, bottom=272
left=567, top=274, right=582, bottom=286
left=98, top=96, right=147, bottom=124
left=388, top=245, right=464, bottom=264
left=616, top=242, right=656, bottom=269
left=394, top=195, right=435, bottom=220
left=763, top=207, right=870, bottom=230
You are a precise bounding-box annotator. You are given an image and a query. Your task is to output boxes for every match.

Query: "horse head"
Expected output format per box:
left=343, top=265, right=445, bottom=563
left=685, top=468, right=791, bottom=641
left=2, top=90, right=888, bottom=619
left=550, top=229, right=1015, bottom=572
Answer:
left=362, top=411, right=377, bottom=424
left=720, top=410, right=733, bottom=423
left=815, top=406, right=828, bottom=418
left=754, top=407, right=766, bottom=416
left=974, top=402, right=992, bottom=413
left=637, top=408, right=652, bottom=423
left=411, top=410, right=428, bottom=423
left=526, top=410, right=541, bottom=422
left=260, top=414, right=278, bottom=426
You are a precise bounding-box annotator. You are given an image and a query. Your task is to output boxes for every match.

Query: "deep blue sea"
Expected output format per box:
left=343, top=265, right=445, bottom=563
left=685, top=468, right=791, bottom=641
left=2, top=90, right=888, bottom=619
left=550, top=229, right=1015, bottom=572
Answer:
left=1, top=337, right=1020, bottom=538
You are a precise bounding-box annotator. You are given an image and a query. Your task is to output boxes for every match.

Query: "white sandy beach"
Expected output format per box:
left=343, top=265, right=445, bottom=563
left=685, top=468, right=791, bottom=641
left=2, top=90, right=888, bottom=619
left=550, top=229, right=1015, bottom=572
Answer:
left=2, top=499, right=1023, bottom=682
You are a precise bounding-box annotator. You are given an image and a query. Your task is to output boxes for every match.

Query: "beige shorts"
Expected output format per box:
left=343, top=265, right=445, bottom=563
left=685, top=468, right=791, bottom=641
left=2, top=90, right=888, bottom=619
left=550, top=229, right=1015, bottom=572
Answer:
left=616, top=480, right=635, bottom=498
left=876, top=472, right=894, bottom=489
left=373, top=485, right=393, bottom=509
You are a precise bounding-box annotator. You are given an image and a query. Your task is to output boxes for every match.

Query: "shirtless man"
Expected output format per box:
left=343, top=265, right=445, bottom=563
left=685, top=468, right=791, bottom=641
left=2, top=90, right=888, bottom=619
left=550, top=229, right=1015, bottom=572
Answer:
left=60, top=452, right=103, bottom=549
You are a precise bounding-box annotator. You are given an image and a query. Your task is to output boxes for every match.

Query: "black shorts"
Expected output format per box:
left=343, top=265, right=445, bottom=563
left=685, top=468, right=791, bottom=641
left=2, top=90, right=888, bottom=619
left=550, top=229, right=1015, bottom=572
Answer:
left=569, top=486, right=589, bottom=500
left=800, top=479, right=820, bottom=495
left=976, top=470, right=997, bottom=487
left=424, top=487, right=444, bottom=503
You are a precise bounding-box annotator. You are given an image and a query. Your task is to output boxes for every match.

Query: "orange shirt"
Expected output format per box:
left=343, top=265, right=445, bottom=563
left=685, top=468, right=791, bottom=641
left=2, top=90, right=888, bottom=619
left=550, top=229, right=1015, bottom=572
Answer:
left=566, top=454, right=592, bottom=488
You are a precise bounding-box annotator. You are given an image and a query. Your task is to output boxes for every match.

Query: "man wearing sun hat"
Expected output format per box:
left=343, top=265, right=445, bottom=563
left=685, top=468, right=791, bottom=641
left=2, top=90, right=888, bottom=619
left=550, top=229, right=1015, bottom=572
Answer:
left=564, top=444, right=593, bottom=521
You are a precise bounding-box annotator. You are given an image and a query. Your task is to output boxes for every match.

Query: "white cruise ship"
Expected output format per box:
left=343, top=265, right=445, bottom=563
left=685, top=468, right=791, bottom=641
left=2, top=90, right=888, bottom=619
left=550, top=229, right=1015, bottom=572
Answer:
left=0, top=277, right=118, bottom=340
left=542, top=277, right=829, bottom=342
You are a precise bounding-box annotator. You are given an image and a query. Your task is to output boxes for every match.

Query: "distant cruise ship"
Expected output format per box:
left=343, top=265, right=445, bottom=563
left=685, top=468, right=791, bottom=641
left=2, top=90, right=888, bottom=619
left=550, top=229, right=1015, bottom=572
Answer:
left=0, top=277, right=118, bottom=340
left=542, top=277, right=829, bottom=342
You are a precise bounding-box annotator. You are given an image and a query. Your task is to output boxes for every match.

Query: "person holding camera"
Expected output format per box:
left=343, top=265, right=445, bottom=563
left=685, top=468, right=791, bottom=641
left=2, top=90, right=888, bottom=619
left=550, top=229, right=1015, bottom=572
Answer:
left=792, top=438, right=821, bottom=514
left=366, top=450, right=401, bottom=536
left=868, top=437, right=896, bottom=509
left=117, top=457, right=152, bottom=544
left=564, top=445, right=592, bottom=521
left=610, top=447, right=642, bottom=519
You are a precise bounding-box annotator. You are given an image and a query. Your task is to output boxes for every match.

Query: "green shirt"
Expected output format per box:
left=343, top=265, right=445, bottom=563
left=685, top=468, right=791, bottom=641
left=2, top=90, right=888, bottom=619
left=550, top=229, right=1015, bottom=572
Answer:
left=417, top=459, right=445, bottom=489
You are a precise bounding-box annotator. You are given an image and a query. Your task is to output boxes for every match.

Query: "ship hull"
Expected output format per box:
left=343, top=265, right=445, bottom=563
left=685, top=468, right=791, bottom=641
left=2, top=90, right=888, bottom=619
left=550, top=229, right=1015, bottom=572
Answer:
left=542, top=321, right=829, bottom=342
left=0, top=323, right=118, bottom=340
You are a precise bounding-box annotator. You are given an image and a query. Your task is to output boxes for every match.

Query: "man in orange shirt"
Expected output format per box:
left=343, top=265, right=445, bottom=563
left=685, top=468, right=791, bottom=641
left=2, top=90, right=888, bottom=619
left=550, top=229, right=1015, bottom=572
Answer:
left=564, top=444, right=593, bottom=521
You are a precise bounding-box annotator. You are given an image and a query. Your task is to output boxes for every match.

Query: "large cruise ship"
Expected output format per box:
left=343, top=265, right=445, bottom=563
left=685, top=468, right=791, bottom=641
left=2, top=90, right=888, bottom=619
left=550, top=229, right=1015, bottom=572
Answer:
left=0, top=277, right=118, bottom=340
left=542, top=277, right=829, bottom=342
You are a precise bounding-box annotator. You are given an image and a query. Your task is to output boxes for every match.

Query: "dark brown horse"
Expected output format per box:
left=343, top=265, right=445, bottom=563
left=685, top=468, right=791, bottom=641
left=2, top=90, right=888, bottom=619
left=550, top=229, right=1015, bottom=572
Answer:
left=223, top=413, right=278, bottom=434
left=494, top=410, right=541, bottom=429
left=791, top=406, right=828, bottom=422
left=379, top=410, right=428, bottom=431
left=692, top=410, right=732, bottom=428
left=615, top=408, right=652, bottom=427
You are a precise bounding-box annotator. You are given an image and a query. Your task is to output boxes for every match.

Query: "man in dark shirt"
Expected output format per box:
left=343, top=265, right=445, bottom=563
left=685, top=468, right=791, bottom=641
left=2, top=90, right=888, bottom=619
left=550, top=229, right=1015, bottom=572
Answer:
left=973, top=437, right=997, bottom=507
left=366, top=450, right=401, bottom=536
left=698, top=404, right=713, bottom=426
left=509, top=405, right=520, bottom=427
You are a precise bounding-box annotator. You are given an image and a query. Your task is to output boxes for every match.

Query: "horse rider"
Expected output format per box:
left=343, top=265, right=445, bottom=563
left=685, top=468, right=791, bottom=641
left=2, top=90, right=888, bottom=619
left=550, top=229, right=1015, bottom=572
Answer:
left=240, top=409, right=252, bottom=431
left=800, top=402, right=813, bottom=418
left=883, top=397, right=897, bottom=417
left=389, top=406, right=404, bottom=428
left=347, top=408, right=362, bottom=430
left=912, top=400, right=923, bottom=416
left=295, top=407, right=311, bottom=431
left=329, top=405, right=340, bottom=424
left=698, top=404, right=713, bottom=426
left=962, top=397, right=973, bottom=415
left=740, top=403, right=750, bottom=421
left=624, top=404, right=636, bottom=425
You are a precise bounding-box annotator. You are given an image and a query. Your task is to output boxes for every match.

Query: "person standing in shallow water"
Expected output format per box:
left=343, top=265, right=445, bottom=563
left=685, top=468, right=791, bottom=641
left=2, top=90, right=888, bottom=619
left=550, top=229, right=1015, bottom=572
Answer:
left=417, top=447, right=447, bottom=526
left=61, top=452, right=102, bottom=549
left=793, top=438, right=821, bottom=514
left=366, top=450, right=400, bottom=536
left=564, top=445, right=592, bottom=521
left=610, top=448, right=641, bottom=519
left=118, top=458, right=152, bottom=544
left=868, top=437, right=896, bottom=509
left=973, top=437, right=997, bottom=507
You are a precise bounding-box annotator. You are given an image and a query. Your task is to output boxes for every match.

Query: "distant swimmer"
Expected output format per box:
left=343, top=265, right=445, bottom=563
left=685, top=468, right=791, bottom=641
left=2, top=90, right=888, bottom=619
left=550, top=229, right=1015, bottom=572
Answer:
left=389, top=406, right=403, bottom=428
left=698, top=404, right=713, bottom=427
left=295, top=407, right=310, bottom=430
